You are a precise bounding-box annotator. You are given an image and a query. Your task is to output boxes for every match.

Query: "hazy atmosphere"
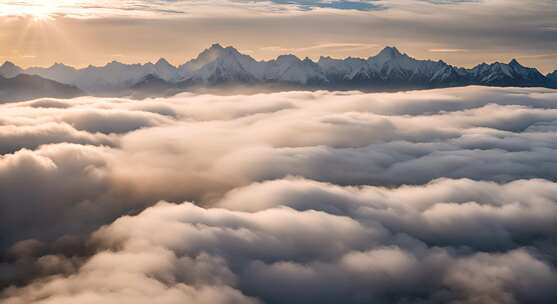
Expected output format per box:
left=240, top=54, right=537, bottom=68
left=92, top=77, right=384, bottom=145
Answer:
left=1, top=1, right=557, bottom=304
left=1, top=0, right=556, bottom=73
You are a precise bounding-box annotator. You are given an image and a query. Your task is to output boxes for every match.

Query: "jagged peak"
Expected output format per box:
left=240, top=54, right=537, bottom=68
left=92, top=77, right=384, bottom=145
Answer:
left=1, top=61, right=18, bottom=68
left=155, top=58, right=173, bottom=67
left=508, top=58, right=523, bottom=67
left=276, top=54, right=301, bottom=62
left=107, top=60, right=124, bottom=66
left=376, top=46, right=403, bottom=58
left=471, top=61, right=499, bottom=70
left=49, top=62, right=74, bottom=69
left=224, top=46, right=240, bottom=52
left=2, top=45, right=551, bottom=89
left=202, top=43, right=240, bottom=56
left=1, top=61, right=23, bottom=74
left=196, top=44, right=241, bottom=61
left=209, top=43, right=224, bottom=50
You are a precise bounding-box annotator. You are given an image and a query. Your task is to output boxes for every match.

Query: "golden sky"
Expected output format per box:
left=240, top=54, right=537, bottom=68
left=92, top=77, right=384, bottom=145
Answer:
left=1, top=0, right=556, bottom=73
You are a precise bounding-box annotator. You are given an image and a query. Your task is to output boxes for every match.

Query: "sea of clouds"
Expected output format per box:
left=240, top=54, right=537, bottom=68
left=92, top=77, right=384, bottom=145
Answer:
left=1, top=86, right=557, bottom=304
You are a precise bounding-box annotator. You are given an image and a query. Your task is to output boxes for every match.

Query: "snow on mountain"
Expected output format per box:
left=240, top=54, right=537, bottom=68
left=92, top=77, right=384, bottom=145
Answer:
left=318, top=56, right=370, bottom=81
left=1, top=44, right=554, bottom=97
left=367, top=47, right=448, bottom=82
left=468, top=59, right=546, bottom=86
left=179, top=44, right=260, bottom=83
left=318, top=46, right=449, bottom=85
left=20, top=59, right=178, bottom=93
left=179, top=44, right=327, bottom=85
left=263, top=55, right=327, bottom=84
left=368, top=46, right=403, bottom=68
left=26, top=63, right=78, bottom=85
left=430, top=65, right=470, bottom=84
left=80, top=61, right=155, bottom=92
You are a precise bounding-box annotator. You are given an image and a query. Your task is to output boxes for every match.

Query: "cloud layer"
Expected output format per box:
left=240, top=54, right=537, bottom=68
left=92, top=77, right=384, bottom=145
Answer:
left=1, top=86, right=557, bottom=303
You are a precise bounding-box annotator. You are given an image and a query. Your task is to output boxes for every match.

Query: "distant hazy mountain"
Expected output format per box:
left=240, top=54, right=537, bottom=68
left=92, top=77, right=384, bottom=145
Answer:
left=0, top=74, right=83, bottom=102
left=1, top=44, right=556, bottom=100
left=0, top=61, right=23, bottom=79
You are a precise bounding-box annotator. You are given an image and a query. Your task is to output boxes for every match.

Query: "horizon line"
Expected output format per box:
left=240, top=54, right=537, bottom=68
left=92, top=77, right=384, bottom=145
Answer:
left=2, top=44, right=556, bottom=74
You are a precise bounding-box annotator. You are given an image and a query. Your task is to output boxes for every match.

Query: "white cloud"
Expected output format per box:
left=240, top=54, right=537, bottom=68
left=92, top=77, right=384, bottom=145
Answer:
left=1, top=86, right=557, bottom=303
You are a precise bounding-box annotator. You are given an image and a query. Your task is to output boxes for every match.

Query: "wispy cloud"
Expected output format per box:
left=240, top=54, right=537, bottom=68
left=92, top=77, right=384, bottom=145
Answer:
left=0, top=0, right=556, bottom=72
left=517, top=53, right=557, bottom=59
left=260, top=42, right=378, bottom=56
left=0, top=0, right=383, bottom=19
left=429, top=48, right=468, bottom=53
left=266, top=0, right=384, bottom=11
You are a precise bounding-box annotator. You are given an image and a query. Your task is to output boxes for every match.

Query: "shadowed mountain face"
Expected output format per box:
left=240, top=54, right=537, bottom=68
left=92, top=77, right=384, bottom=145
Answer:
left=0, top=74, right=83, bottom=102
left=1, top=44, right=556, bottom=100
left=548, top=70, right=557, bottom=88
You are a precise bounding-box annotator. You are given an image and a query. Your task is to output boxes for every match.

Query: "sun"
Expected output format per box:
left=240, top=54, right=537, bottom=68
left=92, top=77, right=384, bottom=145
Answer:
left=27, top=0, right=59, bottom=21
left=30, top=3, right=56, bottom=21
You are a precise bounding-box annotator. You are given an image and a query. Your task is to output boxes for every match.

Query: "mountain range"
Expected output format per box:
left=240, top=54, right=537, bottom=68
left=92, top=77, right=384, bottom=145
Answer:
left=1, top=44, right=557, bottom=101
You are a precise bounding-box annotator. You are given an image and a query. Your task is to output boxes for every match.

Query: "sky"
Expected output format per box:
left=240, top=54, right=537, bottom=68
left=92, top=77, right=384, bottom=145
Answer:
left=2, top=3, right=557, bottom=303
left=0, top=0, right=556, bottom=73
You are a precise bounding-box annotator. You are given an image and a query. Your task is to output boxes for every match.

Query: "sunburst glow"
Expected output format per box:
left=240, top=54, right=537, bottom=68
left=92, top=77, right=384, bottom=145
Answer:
left=30, top=3, right=56, bottom=21
left=0, top=0, right=84, bottom=21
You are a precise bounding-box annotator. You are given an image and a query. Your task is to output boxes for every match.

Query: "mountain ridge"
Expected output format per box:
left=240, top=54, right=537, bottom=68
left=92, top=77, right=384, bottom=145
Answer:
left=0, top=74, right=83, bottom=102
left=1, top=44, right=556, bottom=100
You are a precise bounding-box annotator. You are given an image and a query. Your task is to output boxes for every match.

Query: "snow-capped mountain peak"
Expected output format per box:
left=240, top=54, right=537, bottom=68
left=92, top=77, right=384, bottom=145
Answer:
left=376, top=46, right=404, bottom=59
left=468, top=59, right=546, bottom=86
left=2, top=44, right=554, bottom=96
left=366, top=46, right=448, bottom=81
left=264, top=54, right=327, bottom=84
left=178, top=44, right=260, bottom=83
left=369, top=46, right=409, bottom=67
left=185, top=44, right=236, bottom=70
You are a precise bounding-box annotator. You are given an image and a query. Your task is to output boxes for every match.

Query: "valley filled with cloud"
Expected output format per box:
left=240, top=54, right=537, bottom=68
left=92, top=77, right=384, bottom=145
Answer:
left=1, top=86, right=557, bottom=303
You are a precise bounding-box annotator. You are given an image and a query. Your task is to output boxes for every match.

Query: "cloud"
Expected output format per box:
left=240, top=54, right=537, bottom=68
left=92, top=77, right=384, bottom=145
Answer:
left=1, top=86, right=557, bottom=302
left=259, top=42, right=378, bottom=54
left=428, top=48, right=468, bottom=53
left=3, top=199, right=556, bottom=303
left=0, top=0, right=383, bottom=19
left=0, top=123, right=115, bottom=154
left=266, top=0, right=383, bottom=11
left=218, top=177, right=557, bottom=251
